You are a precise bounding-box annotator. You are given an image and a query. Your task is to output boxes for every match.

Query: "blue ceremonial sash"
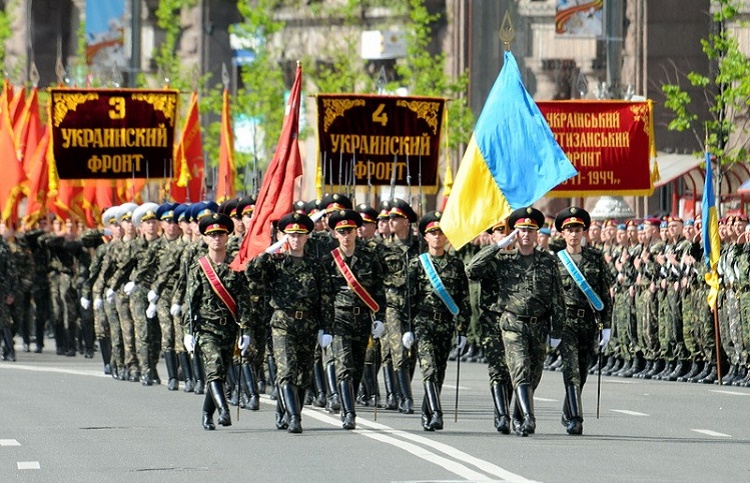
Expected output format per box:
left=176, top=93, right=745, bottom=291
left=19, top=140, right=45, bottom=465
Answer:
left=557, top=250, right=604, bottom=311
left=419, top=253, right=460, bottom=316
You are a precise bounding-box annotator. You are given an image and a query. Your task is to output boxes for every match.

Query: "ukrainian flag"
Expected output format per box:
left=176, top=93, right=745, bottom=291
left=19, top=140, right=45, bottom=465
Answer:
left=441, top=51, right=577, bottom=249
left=702, top=151, right=721, bottom=308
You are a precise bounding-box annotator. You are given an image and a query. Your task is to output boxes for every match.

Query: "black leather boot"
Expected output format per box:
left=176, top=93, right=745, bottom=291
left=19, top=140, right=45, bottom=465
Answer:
left=180, top=352, right=195, bottom=392
left=192, top=347, right=205, bottom=394
left=226, top=364, right=239, bottom=406
left=601, top=355, right=617, bottom=375
left=731, top=365, right=748, bottom=386
left=240, top=363, right=260, bottom=410
left=208, top=380, right=232, bottom=427
left=510, top=391, right=523, bottom=434
left=397, top=367, right=414, bottom=414
left=202, top=390, right=216, bottom=430
left=360, top=364, right=376, bottom=407
left=564, top=384, right=583, bottom=435
left=698, top=363, right=718, bottom=384
left=382, top=363, right=398, bottom=410
left=420, top=395, right=432, bottom=431
left=2, top=328, right=16, bottom=362
left=312, top=360, right=327, bottom=408
left=424, top=381, right=443, bottom=430
left=622, top=354, right=643, bottom=378
left=267, top=354, right=278, bottom=400
left=514, top=384, right=535, bottom=436
left=663, top=360, right=688, bottom=382
left=491, top=383, right=511, bottom=434
left=164, top=350, right=179, bottom=391
left=633, top=359, right=652, bottom=378
left=678, top=361, right=702, bottom=382
left=99, top=337, right=112, bottom=374
left=613, top=358, right=631, bottom=377
left=281, top=383, right=303, bottom=433
left=689, top=360, right=711, bottom=383
left=275, top=387, right=288, bottom=430
left=549, top=354, right=563, bottom=371
left=339, top=380, right=357, bottom=430
left=325, top=363, right=341, bottom=413
left=643, top=359, right=664, bottom=379
left=721, top=363, right=737, bottom=385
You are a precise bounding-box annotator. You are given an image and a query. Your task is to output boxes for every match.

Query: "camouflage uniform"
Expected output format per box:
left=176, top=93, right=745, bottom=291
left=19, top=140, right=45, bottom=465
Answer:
left=0, top=238, right=17, bottom=361
left=108, top=237, right=140, bottom=379
left=7, top=236, right=34, bottom=351
left=42, top=233, right=82, bottom=355
left=24, top=229, right=52, bottom=352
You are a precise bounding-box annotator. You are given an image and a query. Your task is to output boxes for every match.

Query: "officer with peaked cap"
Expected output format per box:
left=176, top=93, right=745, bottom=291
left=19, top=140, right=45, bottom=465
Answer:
left=356, top=203, right=379, bottom=241
left=467, top=206, right=564, bottom=436
left=322, top=209, right=385, bottom=430
left=407, top=211, right=471, bottom=431
left=185, top=212, right=251, bottom=430
left=553, top=206, right=612, bottom=435
left=246, top=211, right=332, bottom=433
left=321, top=193, right=353, bottom=212
left=377, top=199, right=393, bottom=239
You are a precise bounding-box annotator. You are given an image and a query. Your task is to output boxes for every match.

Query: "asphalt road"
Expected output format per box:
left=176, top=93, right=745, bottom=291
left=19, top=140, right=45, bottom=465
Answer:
left=2, top=343, right=749, bottom=483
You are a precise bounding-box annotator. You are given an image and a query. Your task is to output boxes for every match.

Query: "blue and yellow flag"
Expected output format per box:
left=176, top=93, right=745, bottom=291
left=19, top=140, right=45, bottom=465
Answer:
left=441, top=51, right=577, bottom=249
left=702, top=151, right=721, bottom=308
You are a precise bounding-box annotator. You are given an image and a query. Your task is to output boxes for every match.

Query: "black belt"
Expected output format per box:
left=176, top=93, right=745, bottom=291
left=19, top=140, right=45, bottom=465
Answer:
left=279, top=309, right=311, bottom=320
left=566, top=306, right=592, bottom=319
left=337, top=306, right=365, bottom=316
left=418, top=308, right=451, bottom=321
left=508, top=312, right=542, bottom=324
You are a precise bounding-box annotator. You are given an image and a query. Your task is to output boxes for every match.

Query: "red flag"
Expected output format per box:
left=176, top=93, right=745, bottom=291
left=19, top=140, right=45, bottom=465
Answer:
left=171, top=92, right=205, bottom=203
left=0, top=87, right=27, bottom=223
left=23, top=125, right=51, bottom=227
left=14, top=87, right=43, bottom=175
left=81, top=180, right=117, bottom=227
left=50, top=179, right=86, bottom=222
left=231, top=63, right=303, bottom=271
left=215, top=88, right=236, bottom=203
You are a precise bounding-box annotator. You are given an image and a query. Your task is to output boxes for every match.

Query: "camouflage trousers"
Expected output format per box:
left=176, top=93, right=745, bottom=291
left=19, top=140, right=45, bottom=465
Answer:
left=413, top=313, right=453, bottom=386
left=156, top=297, right=185, bottom=353
left=636, top=288, right=660, bottom=360
left=720, top=289, right=741, bottom=365
left=736, top=289, right=750, bottom=366
left=500, top=312, right=548, bottom=389
left=658, top=288, right=683, bottom=360
left=270, top=310, right=317, bottom=389
left=696, top=286, right=717, bottom=363
left=381, top=304, right=410, bottom=371
left=332, top=311, right=371, bottom=391
left=197, top=329, right=236, bottom=383
left=104, top=299, right=124, bottom=371
left=30, top=282, right=51, bottom=349
left=680, top=285, right=703, bottom=361
left=131, top=289, right=161, bottom=375
left=49, top=272, right=78, bottom=333
left=115, top=293, right=138, bottom=371
left=613, top=291, right=636, bottom=361
left=479, top=310, right=510, bottom=386
left=559, top=315, right=598, bottom=388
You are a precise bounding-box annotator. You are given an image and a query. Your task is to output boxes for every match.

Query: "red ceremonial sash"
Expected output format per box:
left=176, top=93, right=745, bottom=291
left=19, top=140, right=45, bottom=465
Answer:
left=332, top=248, right=380, bottom=313
left=198, top=256, right=238, bottom=321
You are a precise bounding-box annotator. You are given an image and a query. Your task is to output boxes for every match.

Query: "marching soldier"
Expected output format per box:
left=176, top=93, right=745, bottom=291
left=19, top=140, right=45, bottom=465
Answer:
left=406, top=211, right=470, bottom=431
left=0, top=231, right=16, bottom=361
left=553, top=207, right=613, bottom=435
left=467, top=207, right=565, bottom=437
left=322, top=209, right=386, bottom=430
left=185, top=213, right=252, bottom=430
left=247, top=212, right=333, bottom=433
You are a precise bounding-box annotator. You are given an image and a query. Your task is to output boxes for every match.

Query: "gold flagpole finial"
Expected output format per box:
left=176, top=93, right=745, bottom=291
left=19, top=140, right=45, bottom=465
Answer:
left=500, top=11, right=515, bottom=51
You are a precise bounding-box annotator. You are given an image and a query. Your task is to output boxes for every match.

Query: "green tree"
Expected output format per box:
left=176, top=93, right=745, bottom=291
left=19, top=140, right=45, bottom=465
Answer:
left=661, top=0, right=750, bottom=203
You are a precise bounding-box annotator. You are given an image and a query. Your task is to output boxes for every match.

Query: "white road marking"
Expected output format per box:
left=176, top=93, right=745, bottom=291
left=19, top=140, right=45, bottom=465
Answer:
left=0, top=439, right=21, bottom=446
left=300, top=405, right=537, bottom=483
left=0, top=363, right=107, bottom=378
left=692, top=429, right=731, bottom=438
left=533, top=397, right=556, bottom=402
left=441, top=384, right=472, bottom=391
left=17, top=461, right=40, bottom=470
left=610, top=409, right=649, bottom=416
left=710, top=389, right=749, bottom=396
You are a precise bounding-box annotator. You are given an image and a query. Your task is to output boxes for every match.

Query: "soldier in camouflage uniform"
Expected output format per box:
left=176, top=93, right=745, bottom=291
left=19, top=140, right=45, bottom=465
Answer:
left=612, top=221, right=642, bottom=377
left=0, top=232, right=17, bottom=361
left=406, top=211, right=470, bottom=431
left=75, top=229, right=102, bottom=360
left=730, top=215, right=750, bottom=385
left=471, top=219, right=515, bottom=433
left=24, top=216, right=53, bottom=353
left=322, top=209, right=386, bottom=430
left=146, top=203, right=184, bottom=390
left=467, top=207, right=565, bottom=437
left=553, top=208, right=613, bottom=435
left=248, top=212, right=333, bottom=433
left=184, top=213, right=252, bottom=430
left=2, top=223, right=33, bottom=356
left=381, top=198, right=422, bottom=414
left=632, top=218, right=663, bottom=378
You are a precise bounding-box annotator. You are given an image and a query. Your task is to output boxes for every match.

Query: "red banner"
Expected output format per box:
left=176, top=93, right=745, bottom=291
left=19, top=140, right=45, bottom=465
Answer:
left=316, top=94, right=445, bottom=194
left=50, top=88, right=178, bottom=180
left=537, top=100, right=654, bottom=197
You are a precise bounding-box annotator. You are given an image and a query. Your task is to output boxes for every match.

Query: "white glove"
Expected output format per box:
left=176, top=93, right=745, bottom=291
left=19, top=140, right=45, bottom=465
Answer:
left=599, top=328, right=611, bottom=348
left=147, top=290, right=159, bottom=303
left=170, top=304, right=182, bottom=317
left=183, top=334, right=195, bottom=353
left=146, top=303, right=157, bottom=319
left=317, top=329, right=333, bottom=349
left=371, top=320, right=385, bottom=339
left=123, top=281, right=135, bottom=296
left=105, top=288, right=115, bottom=303
left=455, top=335, right=467, bottom=351
left=402, top=331, right=415, bottom=350
left=238, top=335, right=251, bottom=355
left=94, top=297, right=103, bottom=310
left=549, top=337, right=562, bottom=349
left=80, top=297, right=91, bottom=310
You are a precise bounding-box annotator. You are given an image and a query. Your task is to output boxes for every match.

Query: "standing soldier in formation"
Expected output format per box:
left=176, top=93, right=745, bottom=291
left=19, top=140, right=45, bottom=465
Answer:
left=0, top=231, right=16, bottom=361
left=467, top=207, right=564, bottom=437
left=553, top=207, right=613, bottom=435
left=406, top=211, right=470, bottom=431
left=248, top=212, right=333, bottom=433
left=2, top=223, right=33, bottom=357
left=322, top=209, right=386, bottom=430
left=185, top=213, right=252, bottom=430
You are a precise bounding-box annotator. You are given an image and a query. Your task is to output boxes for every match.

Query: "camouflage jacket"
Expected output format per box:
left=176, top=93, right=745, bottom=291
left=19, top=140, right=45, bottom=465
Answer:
left=151, top=237, right=187, bottom=299
left=555, top=247, right=614, bottom=329
left=322, top=245, right=386, bottom=321
left=129, top=236, right=165, bottom=289
left=0, top=239, right=16, bottom=300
